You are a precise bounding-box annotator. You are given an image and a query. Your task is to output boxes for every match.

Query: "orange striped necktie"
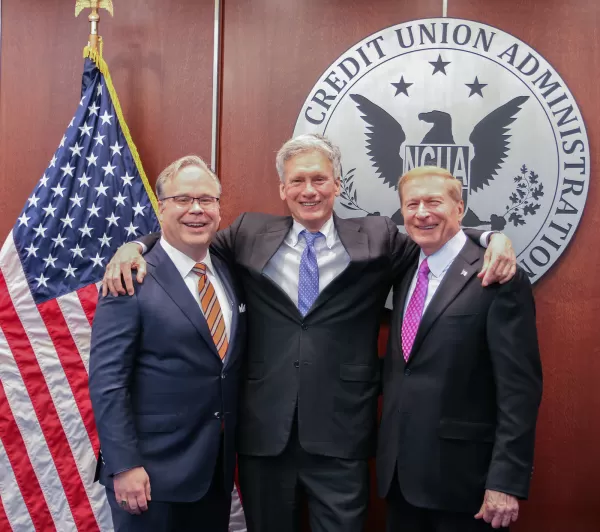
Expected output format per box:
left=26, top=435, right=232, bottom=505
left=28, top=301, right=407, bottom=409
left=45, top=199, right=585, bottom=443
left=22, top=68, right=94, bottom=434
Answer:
left=192, top=263, right=228, bottom=360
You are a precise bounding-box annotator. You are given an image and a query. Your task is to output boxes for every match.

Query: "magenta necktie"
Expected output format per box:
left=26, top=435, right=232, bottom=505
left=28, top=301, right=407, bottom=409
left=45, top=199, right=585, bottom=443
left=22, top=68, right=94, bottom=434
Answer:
left=401, top=259, right=430, bottom=362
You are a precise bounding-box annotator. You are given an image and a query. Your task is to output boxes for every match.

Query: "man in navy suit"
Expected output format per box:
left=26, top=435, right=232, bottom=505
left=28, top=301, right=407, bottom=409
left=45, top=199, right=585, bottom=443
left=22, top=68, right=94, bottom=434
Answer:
left=89, top=155, right=246, bottom=532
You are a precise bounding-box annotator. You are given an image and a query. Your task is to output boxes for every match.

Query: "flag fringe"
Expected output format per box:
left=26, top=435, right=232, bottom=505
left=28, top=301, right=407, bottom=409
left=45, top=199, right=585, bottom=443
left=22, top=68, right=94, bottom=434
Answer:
left=83, top=39, right=159, bottom=216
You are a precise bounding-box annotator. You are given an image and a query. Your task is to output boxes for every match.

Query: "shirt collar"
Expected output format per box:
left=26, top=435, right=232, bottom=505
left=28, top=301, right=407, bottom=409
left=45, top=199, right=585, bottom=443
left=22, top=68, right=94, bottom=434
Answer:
left=418, top=229, right=467, bottom=278
left=287, top=216, right=336, bottom=249
left=160, top=237, right=215, bottom=278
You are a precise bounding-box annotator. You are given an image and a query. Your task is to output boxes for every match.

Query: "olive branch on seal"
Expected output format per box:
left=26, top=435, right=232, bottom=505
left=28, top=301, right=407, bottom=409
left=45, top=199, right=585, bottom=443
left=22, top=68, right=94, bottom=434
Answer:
left=338, top=167, right=374, bottom=215
left=500, top=164, right=545, bottom=227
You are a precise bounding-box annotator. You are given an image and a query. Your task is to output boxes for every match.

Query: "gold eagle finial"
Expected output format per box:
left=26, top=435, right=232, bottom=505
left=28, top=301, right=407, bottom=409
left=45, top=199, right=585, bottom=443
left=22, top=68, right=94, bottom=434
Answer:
left=75, top=0, right=114, bottom=17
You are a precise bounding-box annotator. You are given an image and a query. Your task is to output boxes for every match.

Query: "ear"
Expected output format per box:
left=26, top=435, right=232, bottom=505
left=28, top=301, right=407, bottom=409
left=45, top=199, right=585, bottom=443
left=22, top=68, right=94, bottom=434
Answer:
left=279, top=181, right=286, bottom=201
left=456, top=199, right=465, bottom=221
left=333, top=178, right=341, bottom=197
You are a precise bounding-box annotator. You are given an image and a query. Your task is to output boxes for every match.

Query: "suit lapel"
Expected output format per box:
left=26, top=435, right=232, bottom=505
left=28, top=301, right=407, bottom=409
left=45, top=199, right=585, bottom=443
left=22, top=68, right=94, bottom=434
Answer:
left=211, top=254, right=239, bottom=366
left=308, top=215, right=369, bottom=316
left=250, top=217, right=293, bottom=272
left=334, top=214, right=370, bottom=264
left=147, top=243, right=221, bottom=361
left=396, top=263, right=417, bottom=323
left=407, top=239, right=480, bottom=364
left=249, top=216, right=302, bottom=319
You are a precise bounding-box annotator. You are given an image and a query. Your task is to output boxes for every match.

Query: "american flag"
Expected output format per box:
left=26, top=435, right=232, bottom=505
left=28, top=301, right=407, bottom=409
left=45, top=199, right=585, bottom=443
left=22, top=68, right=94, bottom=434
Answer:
left=0, top=55, right=160, bottom=530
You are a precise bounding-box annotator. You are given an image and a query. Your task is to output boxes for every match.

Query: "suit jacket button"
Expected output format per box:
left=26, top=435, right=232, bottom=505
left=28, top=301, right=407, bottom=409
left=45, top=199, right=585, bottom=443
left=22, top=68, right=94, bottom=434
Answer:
left=214, top=412, right=221, bottom=418
left=301, top=324, right=308, bottom=330
left=404, top=368, right=411, bottom=376
left=294, top=360, right=300, bottom=368
left=221, top=373, right=226, bottom=379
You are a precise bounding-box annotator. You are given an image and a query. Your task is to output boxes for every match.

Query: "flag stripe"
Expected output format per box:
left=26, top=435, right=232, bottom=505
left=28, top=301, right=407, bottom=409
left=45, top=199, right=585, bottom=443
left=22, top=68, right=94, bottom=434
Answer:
left=0, top=238, right=93, bottom=455
left=38, top=298, right=99, bottom=456
left=0, top=496, right=9, bottom=532
left=56, top=289, right=112, bottom=528
left=229, top=481, right=247, bottom=532
left=0, top=280, right=75, bottom=531
left=0, top=473, right=14, bottom=532
left=55, top=290, right=113, bottom=528
left=77, top=283, right=100, bottom=328
left=0, top=391, right=43, bottom=531
left=58, top=289, right=94, bottom=375
left=0, top=495, right=10, bottom=532
left=0, top=271, right=99, bottom=532
left=0, top=237, right=104, bottom=529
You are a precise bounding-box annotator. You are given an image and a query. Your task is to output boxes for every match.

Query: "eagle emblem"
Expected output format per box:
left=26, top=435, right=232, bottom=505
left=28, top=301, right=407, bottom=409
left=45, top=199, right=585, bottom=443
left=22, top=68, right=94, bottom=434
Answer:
left=350, top=93, right=530, bottom=229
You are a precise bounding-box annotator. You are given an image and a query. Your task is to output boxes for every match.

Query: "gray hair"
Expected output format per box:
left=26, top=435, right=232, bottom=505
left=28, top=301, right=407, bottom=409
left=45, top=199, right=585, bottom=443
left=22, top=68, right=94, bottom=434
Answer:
left=155, top=155, right=222, bottom=198
left=275, top=134, right=342, bottom=182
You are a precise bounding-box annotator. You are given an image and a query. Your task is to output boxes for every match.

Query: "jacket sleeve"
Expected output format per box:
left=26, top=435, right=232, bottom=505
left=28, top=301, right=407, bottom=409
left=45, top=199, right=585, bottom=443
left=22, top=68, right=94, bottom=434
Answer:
left=137, top=232, right=161, bottom=253
left=463, top=228, right=486, bottom=247
left=485, top=269, right=543, bottom=498
left=89, top=288, right=143, bottom=476
left=211, top=213, right=247, bottom=264
left=389, top=217, right=419, bottom=282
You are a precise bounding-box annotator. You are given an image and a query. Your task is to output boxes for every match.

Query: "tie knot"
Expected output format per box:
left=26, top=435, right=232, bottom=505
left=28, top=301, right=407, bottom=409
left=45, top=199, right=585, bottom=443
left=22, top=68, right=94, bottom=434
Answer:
left=192, top=262, right=207, bottom=276
left=418, top=258, right=430, bottom=277
left=300, top=230, right=324, bottom=247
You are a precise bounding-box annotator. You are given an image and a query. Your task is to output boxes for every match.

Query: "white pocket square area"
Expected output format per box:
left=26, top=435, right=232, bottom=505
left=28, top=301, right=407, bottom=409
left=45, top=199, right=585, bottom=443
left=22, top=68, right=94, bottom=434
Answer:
left=239, top=303, right=246, bottom=313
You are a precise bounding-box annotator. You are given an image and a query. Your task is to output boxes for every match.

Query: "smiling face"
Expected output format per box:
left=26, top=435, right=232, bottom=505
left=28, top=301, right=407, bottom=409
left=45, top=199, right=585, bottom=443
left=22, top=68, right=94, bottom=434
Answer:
left=158, top=165, right=221, bottom=261
left=400, top=174, right=464, bottom=256
left=279, top=150, right=341, bottom=232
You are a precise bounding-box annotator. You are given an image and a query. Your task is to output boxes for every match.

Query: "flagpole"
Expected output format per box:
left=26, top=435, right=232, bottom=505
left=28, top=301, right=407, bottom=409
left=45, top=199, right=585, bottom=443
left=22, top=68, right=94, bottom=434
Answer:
left=75, top=1, right=114, bottom=51
left=88, top=7, right=100, bottom=52
left=211, top=0, right=222, bottom=174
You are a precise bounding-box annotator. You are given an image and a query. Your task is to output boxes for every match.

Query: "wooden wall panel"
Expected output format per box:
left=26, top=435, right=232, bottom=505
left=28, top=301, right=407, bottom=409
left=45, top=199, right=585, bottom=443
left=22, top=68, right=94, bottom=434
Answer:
left=1, top=1, right=598, bottom=531
left=0, top=0, right=214, bottom=242
left=218, top=0, right=444, bottom=226
left=220, top=1, right=600, bottom=531
left=446, top=3, right=600, bottom=531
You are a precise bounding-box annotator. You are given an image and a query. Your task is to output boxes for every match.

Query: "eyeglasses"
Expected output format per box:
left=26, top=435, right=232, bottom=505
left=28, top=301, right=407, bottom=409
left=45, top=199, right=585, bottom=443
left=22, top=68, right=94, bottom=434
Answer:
left=159, top=195, right=220, bottom=209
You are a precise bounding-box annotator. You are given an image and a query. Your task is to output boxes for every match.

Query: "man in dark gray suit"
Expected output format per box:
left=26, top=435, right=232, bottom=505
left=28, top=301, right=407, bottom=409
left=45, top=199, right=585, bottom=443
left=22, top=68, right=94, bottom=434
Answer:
left=102, top=135, right=516, bottom=532
left=378, top=166, right=542, bottom=531
left=90, top=156, right=246, bottom=532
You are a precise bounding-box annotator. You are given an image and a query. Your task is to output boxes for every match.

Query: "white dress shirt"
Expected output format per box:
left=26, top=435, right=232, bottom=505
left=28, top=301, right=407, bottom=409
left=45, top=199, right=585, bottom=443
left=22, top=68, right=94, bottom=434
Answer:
left=160, top=237, right=232, bottom=339
left=262, top=216, right=350, bottom=306
left=403, top=230, right=468, bottom=316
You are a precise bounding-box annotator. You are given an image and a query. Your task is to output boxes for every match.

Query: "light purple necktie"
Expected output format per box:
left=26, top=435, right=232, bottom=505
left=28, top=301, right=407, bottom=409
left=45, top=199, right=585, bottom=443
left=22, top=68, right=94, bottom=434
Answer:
left=401, top=258, right=430, bottom=362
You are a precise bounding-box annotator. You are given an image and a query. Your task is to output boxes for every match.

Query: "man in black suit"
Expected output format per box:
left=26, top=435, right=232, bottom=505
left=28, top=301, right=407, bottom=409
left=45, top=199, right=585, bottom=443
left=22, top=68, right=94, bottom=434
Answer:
left=89, top=156, right=246, bottom=531
left=378, top=166, right=542, bottom=531
left=102, top=135, right=516, bottom=532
